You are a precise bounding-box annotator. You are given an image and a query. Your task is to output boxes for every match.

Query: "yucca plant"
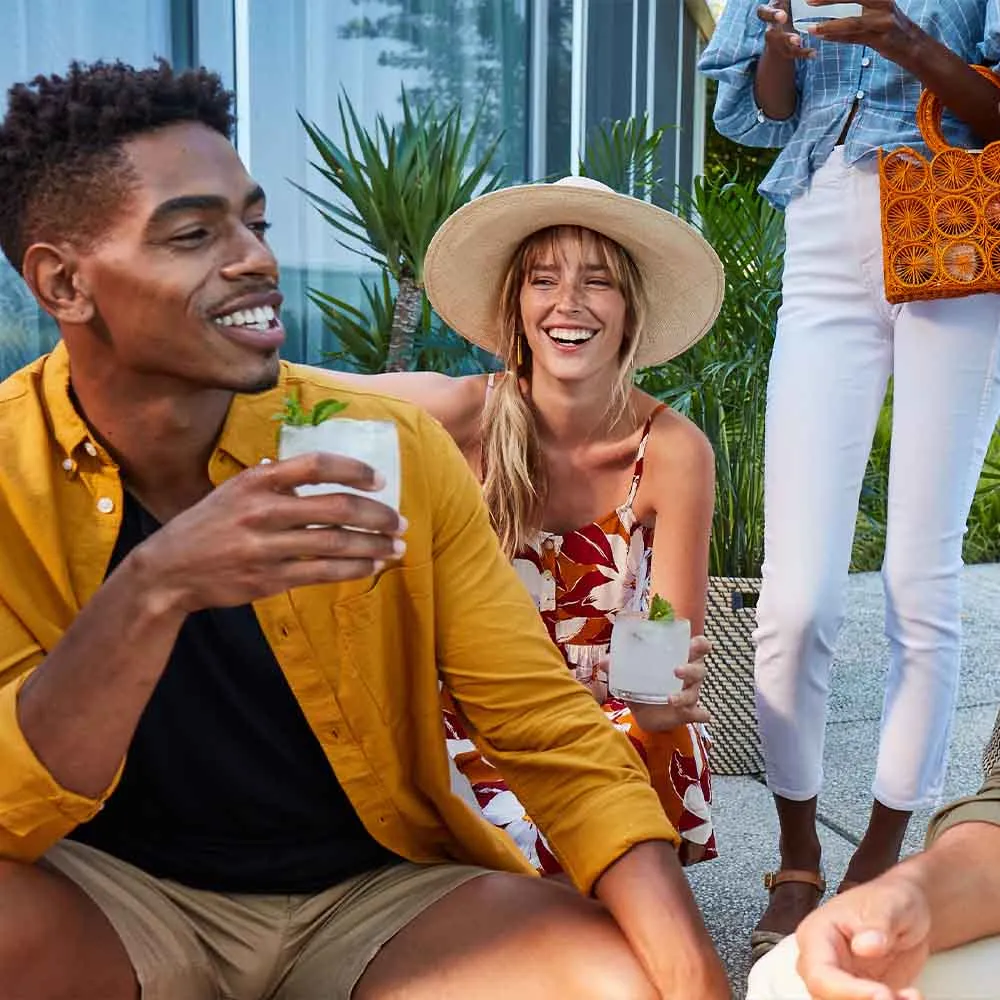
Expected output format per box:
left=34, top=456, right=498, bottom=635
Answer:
left=639, top=175, right=785, bottom=577
left=299, top=88, right=504, bottom=371
left=579, top=114, right=667, bottom=198
left=309, top=272, right=395, bottom=374
left=312, top=270, right=492, bottom=377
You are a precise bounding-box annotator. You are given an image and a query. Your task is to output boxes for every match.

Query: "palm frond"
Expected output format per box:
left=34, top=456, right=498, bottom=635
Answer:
left=579, top=113, right=668, bottom=197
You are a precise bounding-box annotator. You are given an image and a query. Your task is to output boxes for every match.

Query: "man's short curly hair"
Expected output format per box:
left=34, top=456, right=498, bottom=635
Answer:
left=0, top=59, right=235, bottom=274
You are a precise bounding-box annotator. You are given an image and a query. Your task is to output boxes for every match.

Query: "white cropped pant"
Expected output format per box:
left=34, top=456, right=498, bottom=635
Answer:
left=754, top=148, right=1000, bottom=810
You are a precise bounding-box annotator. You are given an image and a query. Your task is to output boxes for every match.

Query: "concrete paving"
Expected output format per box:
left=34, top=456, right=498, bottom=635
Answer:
left=688, top=564, right=1000, bottom=999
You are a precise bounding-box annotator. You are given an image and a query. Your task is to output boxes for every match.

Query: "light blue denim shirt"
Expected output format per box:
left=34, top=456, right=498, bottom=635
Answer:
left=698, top=0, right=1000, bottom=207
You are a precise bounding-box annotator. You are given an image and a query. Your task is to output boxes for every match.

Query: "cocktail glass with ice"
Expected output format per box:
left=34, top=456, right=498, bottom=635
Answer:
left=276, top=397, right=400, bottom=514
left=608, top=601, right=690, bottom=704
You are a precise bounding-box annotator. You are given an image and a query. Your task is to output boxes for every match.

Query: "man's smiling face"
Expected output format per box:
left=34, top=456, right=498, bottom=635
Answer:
left=69, top=120, right=285, bottom=394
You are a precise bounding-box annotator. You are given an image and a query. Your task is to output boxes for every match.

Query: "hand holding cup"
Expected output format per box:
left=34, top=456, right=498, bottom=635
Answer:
left=624, top=636, right=712, bottom=732
left=757, top=0, right=815, bottom=60
left=136, top=450, right=407, bottom=615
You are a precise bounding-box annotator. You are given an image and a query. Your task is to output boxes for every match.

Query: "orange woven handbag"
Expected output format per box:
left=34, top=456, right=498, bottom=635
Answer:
left=880, top=65, right=1000, bottom=304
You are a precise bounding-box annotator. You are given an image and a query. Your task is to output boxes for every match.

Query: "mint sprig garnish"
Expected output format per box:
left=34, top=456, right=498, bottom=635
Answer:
left=277, top=394, right=348, bottom=426
left=648, top=594, right=675, bottom=622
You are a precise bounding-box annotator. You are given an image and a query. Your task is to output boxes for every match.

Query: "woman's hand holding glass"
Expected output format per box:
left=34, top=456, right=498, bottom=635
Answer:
left=587, top=636, right=712, bottom=730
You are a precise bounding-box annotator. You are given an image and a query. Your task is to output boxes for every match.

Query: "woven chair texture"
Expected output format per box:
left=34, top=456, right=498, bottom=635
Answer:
left=702, top=576, right=765, bottom=776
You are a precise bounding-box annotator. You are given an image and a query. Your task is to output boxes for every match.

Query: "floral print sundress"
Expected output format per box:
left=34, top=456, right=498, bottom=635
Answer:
left=443, top=400, right=717, bottom=871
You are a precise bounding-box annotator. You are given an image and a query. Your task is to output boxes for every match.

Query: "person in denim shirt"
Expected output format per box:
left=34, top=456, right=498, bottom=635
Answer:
left=700, top=0, right=1000, bottom=961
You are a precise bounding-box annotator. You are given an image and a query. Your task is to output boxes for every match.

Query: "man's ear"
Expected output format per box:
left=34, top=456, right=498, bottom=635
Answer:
left=21, top=243, right=96, bottom=325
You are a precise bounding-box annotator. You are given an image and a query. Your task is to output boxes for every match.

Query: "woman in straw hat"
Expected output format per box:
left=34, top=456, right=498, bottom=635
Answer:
left=334, top=175, right=725, bottom=871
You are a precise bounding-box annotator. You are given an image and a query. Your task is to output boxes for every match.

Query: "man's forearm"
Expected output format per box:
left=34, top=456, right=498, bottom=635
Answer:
left=890, top=25, right=1000, bottom=144
left=594, top=840, right=730, bottom=998
left=754, top=46, right=799, bottom=121
left=16, top=546, right=186, bottom=799
left=895, top=821, right=1000, bottom=954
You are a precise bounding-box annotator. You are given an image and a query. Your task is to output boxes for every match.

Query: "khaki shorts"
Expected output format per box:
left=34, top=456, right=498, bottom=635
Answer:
left=42, top=839, right=488, bottom=1000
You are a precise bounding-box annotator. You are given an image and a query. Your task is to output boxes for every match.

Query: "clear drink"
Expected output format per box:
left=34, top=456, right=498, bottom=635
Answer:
left=608, top=612, right=690, bottom=704
left=278, top=419, right=400, bottom=514
left=789, top=0, right=862, bottom=28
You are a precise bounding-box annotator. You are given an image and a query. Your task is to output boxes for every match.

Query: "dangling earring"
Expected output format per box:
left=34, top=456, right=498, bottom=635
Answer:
left=515, top=332, right=523, bottom=370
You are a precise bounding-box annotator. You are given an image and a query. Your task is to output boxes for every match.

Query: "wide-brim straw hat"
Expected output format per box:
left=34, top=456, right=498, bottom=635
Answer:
left=423, top=176, right=724, bottom=368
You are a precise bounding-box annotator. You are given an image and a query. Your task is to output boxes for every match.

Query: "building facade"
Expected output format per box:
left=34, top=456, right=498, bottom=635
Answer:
left=0, top=0, right=715, bottom=376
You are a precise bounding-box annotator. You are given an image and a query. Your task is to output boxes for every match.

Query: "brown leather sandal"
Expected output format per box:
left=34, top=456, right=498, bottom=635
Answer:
left=749, top=868, right=827, bottom=965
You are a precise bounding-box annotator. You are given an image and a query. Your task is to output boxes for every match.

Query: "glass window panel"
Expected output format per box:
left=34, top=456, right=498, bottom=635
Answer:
left=585, top=0, right=634, bottom=132
left=242, top=0, right=530, bottom=365
left=677, top=8, right=699, bottom=195
left=545, top=0, right=573, bottom=179
left=652, top=0, right=681, bottom=203
left=0, top=0, right=173, bottom=378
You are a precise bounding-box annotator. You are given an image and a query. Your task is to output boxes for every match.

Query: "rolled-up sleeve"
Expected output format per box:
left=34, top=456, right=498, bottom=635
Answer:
left=698, top=0, right=801, bottom=147
left=421, top=411, right=677, bottom=894
left=0, top=602, right=120, bottom=861
left=925, top=761, right=1000, bottom=848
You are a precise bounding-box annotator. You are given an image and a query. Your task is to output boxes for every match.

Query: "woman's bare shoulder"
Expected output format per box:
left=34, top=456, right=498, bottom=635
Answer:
left=636, top=391, right=715, bottom=484
left=325, top=368, right=492, bottom=448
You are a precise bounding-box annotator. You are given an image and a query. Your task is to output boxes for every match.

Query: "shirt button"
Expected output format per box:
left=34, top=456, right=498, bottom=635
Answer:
left=84, top=442, right=98, bottom=457
left=542, top=538, right=555, bottom=552
left=61, top=458, right=74, bottom=472
left=756, top=109, right=766, bottom=124
left=861, top=57, right=871, bottom=67
left=96, top=497, right=115, bottom=514
left=856, top=90, right=866, bottom=100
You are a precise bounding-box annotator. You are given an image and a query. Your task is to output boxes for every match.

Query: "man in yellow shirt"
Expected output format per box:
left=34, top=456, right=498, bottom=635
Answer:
left=0, top=60, right=729, bottom=999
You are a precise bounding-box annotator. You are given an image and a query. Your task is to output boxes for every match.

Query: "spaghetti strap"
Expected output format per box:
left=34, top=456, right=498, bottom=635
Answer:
left=625, top=403, right=667, bottom=509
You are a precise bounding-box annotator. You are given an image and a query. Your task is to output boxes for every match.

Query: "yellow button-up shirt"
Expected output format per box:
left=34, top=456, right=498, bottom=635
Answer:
left=0, top=344, right=677, bottom=892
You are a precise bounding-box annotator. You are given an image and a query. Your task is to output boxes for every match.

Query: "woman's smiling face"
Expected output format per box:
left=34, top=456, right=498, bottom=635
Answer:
left=518, top=226, right=628, bottom=384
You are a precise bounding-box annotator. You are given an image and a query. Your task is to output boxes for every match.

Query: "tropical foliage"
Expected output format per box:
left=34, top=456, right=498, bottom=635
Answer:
left=300, top=88, right=503, bottom=371
left=639, top=175, right=784, bottom=577
left=310, top=270, right=491, bottom=376
left=579, top=113, right=667, bottom=198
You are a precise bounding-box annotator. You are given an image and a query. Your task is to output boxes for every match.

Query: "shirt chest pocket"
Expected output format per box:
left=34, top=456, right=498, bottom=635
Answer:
left=331, top=562, right=437, bottom=727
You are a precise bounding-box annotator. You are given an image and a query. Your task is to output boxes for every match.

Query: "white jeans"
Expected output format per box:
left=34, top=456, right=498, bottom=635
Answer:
left=747, top=932, right=1000, bottom=1000
left=754, top=148, right=1000, bottom=810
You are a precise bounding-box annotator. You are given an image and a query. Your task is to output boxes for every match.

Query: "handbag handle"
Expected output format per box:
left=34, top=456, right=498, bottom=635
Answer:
left=916, top=65, right=1000, bottom=156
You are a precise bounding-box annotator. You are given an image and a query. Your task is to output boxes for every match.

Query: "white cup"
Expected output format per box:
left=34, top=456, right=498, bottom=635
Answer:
left=789, top=0, right=862, bottom=29
left=278, top=419, right=400, bottom=514
left=608, top=612, right=690, bottom=704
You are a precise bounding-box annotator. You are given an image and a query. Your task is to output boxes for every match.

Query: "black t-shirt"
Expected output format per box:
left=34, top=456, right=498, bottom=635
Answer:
left=69, top=491, right=397, bottom=893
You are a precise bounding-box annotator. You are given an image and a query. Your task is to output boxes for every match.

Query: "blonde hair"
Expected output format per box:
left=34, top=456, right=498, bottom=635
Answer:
left=481, top=225, right=647, bottom=558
